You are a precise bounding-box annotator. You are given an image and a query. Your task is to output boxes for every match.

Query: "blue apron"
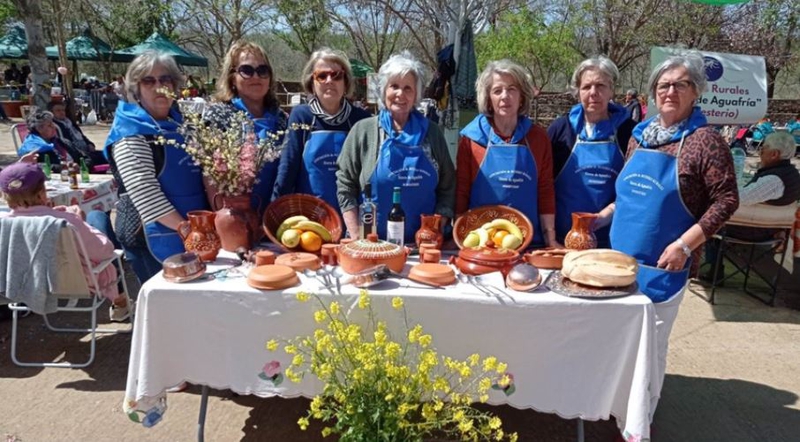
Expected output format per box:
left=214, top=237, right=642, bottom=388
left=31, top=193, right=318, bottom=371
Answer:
left=297, top=124, right=348, bottom=213
left=554, top=137, right=624, bottom=247
left=368, top=132, right=438, bottom=244
left=469, top=139, right=542, bottom=247
left=232, top=98, right=284, bottom=212
left=610, top=137, right=695, bottom=303
left=143, top=143, right=208, bottom=262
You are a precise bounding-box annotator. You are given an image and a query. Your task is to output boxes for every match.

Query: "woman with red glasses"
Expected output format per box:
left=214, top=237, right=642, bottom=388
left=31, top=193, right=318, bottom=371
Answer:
left=273, top=48, right=370, bottom=219
left=104, top=51, right=210, bottom=284
left=204, top=40, right=288, bottom=215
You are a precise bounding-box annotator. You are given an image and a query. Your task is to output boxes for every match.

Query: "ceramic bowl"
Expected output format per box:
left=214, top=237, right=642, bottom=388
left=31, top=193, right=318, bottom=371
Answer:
left=525, top=248, right=571, bottom=270
left=453, top=205, right=534, bottom=252
left=450, top=244, right=521, bottom=277
left=162, top=252, right=206, bottom=283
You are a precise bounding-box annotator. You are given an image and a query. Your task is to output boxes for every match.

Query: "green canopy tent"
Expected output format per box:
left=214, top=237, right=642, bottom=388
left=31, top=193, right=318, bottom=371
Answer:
left=349, top=58, right=373, bottom=78
left=0, top=25, right=30, bottom=59
left=117, top=32, right=208, bottom=67
left=45, top=29, right=133, bottom=63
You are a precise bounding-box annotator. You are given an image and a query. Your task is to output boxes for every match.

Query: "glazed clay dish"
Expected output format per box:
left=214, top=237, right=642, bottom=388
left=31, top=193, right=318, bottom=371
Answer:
left=526, top=248, right=571, bottom=270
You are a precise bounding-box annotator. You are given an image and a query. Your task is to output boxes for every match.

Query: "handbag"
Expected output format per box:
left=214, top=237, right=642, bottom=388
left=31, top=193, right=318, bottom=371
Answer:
left=114, top=194, right=146, bottom=248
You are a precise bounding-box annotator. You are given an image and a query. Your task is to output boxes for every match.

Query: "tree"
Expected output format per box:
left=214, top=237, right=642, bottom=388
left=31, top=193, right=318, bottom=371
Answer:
left=326, top=0, right=409, bottom=71
left=13, top=0, right=48, bottom=109
left=272, top=0, right=331, bottom=56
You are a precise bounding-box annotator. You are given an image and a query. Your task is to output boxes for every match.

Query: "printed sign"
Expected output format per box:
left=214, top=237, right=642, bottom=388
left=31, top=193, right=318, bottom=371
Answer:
left=649, top=47, right=767, bottom=125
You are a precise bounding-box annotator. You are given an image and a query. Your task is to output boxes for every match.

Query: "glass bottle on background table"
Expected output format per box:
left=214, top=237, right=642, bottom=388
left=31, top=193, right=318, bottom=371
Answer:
left=386, top=186, right=405, bottom=246
left=42, top=154, right=51, bottom=179
left=80, top=158, right=90, bottom=183
left=359, top=182, right=376, bottom=240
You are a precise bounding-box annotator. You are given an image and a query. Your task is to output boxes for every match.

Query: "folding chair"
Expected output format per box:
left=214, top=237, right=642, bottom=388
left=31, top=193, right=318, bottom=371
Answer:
left=694, top=203, right=798, bottom=306
left=10, top=122, right=28, bottom=155
left=1, top=217, right=132, bottom=368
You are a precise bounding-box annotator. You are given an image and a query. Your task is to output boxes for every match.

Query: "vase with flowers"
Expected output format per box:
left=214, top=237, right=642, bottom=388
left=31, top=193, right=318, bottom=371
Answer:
left=175, top=110, right=299, bottom=251
left=264, top=291, right=518, bottom=442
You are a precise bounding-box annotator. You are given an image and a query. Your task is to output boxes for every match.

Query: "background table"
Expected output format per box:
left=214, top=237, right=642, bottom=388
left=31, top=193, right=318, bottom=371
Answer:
left=124, top=261, right=660, bottom=441
left=1, top=175, right=118, bottom=213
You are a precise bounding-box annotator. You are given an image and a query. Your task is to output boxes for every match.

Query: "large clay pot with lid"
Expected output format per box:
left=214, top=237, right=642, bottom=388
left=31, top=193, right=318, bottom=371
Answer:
left=450, top=241, right=521, bottom=277
left=337, top=233, right=409, bottom=274
left=177, top=210, right=221, bottom=262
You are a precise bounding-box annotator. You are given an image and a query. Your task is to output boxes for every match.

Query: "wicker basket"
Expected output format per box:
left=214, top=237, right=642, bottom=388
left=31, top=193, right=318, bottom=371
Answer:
left=263, top=194, right=343, bottom=251
left=453, top=205, right=534, bottom=252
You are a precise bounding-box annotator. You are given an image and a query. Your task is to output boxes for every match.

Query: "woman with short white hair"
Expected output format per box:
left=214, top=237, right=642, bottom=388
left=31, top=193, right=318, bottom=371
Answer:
left=273, top=48, right=370, bottom=216
left=337, top=51, right=455, bottom=243
left=457, top=59, right=557, bottom=247
left=547, top=56, right=636, bottom=247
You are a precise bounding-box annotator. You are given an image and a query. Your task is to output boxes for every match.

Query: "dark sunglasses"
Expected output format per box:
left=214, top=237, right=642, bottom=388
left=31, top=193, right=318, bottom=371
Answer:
left=235, top=64, right=271, bottom=79
left=313, top=70, right=345, bottom=82
left=140, top=75, right=174, bottom=87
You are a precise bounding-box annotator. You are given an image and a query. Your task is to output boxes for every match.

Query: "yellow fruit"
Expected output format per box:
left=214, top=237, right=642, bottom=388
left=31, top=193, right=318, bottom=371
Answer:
left=293, top=220, right=332, bottom=242
left=299, top=231, right=323, bottom=252
left=463, top=232, right=481, bottom=248
left=492, top=229, right=509, bottom=245
left=501, top=234, right=522, bottom=250
left=276, top=215, right=309, bottom=239
left=281, top=229, right=302, bottom=248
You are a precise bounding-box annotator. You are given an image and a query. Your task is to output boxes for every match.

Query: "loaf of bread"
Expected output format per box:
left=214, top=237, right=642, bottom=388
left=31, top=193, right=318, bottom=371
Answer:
left=561, top=249, right=638, bottom=288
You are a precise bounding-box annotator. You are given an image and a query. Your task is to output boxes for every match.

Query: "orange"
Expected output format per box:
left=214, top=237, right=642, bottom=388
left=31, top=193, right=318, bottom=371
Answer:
left=299, top=231, right=323, bottom=252
left=492, top=229, right=509, bottom=245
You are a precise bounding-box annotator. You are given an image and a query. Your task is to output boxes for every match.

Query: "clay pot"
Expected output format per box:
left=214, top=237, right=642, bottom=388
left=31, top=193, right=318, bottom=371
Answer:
left=564, top=212, right=598, bottom=251
left=450, top=242, right=520, bottom=277
left=177, top=210, right=221, bottom=262
left=415, top=214, right=444, bottom=249
left=247, top=265, right=300, bottom=290
left=337, top=233, right=408, bottom=274
left=162, top=252, right=207, bottom=282
left=214, top=194, right=261, bottom=252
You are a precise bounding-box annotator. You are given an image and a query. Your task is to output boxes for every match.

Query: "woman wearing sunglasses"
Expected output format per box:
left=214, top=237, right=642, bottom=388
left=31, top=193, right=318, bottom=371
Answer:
left=205, top=40, right=287, bottom=215
left=337, top=51, right=455, bottom=244
left=104, top=51, right=210, bottom=283
left=273, top=48, right=370, bottom=218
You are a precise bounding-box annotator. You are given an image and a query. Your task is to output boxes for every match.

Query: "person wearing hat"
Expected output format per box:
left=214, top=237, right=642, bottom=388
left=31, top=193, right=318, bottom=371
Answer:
left=17, top=110, right=89, bottom=171
left=0, top=163, right=131, bottom=321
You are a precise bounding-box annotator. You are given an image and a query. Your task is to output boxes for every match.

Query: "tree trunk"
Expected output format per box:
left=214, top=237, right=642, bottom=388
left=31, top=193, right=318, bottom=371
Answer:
left=15, top=0, right=50, bottom=111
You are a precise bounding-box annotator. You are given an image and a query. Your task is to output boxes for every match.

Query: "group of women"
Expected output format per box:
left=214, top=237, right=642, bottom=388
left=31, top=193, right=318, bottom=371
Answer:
left=103, top=42, right=739, bottom=316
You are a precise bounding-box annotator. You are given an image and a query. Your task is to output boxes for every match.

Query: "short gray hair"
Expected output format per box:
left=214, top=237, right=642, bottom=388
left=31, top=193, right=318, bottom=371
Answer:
left=764, top=131, right=796, bottom=160
left=647, top=52, right=707, bottom=99
left=569, top=56, right=619, bottom=99
left=626, top=89, right=638, bottom=97
left=475, top=59, right=535, bottom=116
left=124, top=50, right=184, bottom=102
left=26, top=109, right=53, bottom=131
left=375, top=51, right=426, bottom=110
left=301, top=48, right=354, bottom=97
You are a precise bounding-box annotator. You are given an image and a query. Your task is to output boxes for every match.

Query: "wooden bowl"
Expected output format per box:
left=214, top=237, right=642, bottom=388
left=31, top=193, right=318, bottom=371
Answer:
left=263, top=194, right=343, bottom=251
left=525, top=248, right=570, bottom=270
left=453, top=205, right=533, bottom=252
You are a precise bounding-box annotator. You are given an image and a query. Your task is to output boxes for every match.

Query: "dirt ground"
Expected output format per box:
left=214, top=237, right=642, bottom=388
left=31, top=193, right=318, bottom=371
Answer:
left=1, top=120, right=799, bottom=441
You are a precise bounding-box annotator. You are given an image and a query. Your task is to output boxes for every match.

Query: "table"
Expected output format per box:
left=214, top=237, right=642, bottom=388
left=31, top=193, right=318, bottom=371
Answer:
left=124, top=259, right=661, bottom=441
left=1, top=175, right=118, bottom=213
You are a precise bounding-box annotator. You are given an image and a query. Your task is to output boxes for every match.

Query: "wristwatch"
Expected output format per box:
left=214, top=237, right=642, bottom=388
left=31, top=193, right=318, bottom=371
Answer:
left=676, top=238, right=692, bottom=257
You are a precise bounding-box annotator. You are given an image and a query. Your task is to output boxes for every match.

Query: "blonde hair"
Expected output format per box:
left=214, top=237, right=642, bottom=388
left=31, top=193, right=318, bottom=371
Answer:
left=301, top=48, right=354, bottom=97
left=475, top=59, right=534, bottom=116
left=214, top=40, right=278, bottom=109
left=3, top=180, right=45, bottom=209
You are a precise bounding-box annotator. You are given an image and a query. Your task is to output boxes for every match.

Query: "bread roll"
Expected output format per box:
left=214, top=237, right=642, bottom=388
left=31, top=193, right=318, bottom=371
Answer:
left=561, top=249, right=638, bottom=288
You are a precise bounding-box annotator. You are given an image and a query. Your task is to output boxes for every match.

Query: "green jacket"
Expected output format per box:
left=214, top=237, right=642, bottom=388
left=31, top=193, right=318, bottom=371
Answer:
left=336, top=116, right=455, bottom=218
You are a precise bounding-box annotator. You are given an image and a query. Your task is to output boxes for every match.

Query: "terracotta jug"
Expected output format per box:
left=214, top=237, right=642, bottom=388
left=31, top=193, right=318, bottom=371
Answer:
left=214, top=194, right=261, bottom=252
left=564, top=212, right=598, bottom=250
left=177, top=210, right=222, bottom=262
left=414, top=214, right=444, bottom=249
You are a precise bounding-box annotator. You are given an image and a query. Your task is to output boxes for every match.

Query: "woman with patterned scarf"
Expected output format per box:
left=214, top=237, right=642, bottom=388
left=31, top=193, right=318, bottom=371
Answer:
left=273, top=48, right=371, bottom=217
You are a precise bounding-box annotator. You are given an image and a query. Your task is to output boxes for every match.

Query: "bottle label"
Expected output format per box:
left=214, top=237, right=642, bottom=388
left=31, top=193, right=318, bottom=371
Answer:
left=387, top=221, right=404, bottom=246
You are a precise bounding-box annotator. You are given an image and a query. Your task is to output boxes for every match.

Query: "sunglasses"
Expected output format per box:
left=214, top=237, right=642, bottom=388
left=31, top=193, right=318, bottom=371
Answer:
left=140, top=75, right=174, bottom=87
left=235, top=64, right=271, bottom=79
left=313, top=70, right=345, bottom=82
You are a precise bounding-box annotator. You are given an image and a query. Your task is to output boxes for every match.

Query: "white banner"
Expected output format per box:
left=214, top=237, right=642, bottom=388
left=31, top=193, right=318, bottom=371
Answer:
left=649, top=47, right=767, bottom=125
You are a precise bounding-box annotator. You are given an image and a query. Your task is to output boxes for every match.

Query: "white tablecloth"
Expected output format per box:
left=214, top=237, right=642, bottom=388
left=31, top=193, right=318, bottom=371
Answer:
left=124, top=261, right=660, bottom=440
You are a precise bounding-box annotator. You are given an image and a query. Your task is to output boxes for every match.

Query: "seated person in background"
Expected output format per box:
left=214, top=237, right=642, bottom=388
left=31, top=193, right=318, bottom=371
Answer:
left=18, top=110, right=88, bottom=171
left=48, top=101, right=109, bottom=172
left=102, top=86, right=119, bottom=122
left=703, top=131, right=800, bottom=281
left=787, top=113, right=800, bottom=145
left=0, top=162, right=131, bottom=321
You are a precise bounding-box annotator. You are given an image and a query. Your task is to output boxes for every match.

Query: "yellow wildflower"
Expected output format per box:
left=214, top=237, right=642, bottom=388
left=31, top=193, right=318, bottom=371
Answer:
left=482, top=356, right=497, bottom=372
left=358, top=291, right=370, bottom=309
left=418, top=334, right=432, bottom=348
left=297, top=416, right=309, bottom=430
left=292, top=354, right=304, bottom=366
left=296, top=292, right=309, bottom=302
left=314, top=310, right=327, bottom=323
left=285, top=345, right=297, bottom=354
left=489, top=416, right=502, bottom=430
left=392, top=297, right=404, bottom=310
left=496, top=362, right=508, bottom=374
left=266, top=339, right=278, bottom=351
left=329, top=301, right=340, bottom=315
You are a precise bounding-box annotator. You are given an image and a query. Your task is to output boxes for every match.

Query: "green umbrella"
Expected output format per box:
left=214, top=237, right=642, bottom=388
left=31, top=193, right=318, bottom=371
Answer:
left=117, top=32, right=207, bottom=67
left=349, top=58, right=373, bottom=78
left=0, top=25, right=29, bottom=59
left=45, top=29, right=134, bottom=62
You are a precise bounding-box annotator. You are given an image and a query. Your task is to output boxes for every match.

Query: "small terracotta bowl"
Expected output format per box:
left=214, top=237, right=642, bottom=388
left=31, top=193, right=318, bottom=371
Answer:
left=525, top=248, right=571, bottom=270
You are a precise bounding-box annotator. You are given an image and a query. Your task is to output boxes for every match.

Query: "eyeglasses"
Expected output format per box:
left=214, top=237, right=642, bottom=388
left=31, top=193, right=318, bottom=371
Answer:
left=235, top=64, right=271, bottom=79
left=313, top=70, right=345, bottom=83
left=656, top=80, right=692, bottom=94
left=140, top=75, right=174, bottom=87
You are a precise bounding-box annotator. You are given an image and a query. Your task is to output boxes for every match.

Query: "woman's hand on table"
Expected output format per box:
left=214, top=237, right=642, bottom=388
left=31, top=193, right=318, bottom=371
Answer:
left=657, top=241, right=689, bottom=271
left=54, top=204, right=86, bottom=220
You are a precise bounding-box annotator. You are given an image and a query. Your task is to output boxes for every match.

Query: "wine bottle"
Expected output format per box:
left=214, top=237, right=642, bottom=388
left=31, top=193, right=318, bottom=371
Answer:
left=386, top=186, right=405, bottom=246
left=80, top=158, right=90, bottom=183
left=359, top=183, right=376, bottom=239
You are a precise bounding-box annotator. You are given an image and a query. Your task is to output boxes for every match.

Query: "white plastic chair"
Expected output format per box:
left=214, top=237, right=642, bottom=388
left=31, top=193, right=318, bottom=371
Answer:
left=10, top=122, right=28, bottom=155
left=1, top=218, right=132, bottom=368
